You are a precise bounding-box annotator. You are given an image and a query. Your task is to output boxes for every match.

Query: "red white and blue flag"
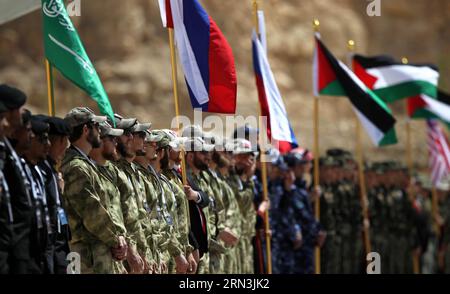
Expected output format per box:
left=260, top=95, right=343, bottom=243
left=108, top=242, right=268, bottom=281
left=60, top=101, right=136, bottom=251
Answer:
left=427, top=119, right=450, bottom=186
left=252, top=31, right=298, bottom=154
left=158, top=0, right=237, bottom=114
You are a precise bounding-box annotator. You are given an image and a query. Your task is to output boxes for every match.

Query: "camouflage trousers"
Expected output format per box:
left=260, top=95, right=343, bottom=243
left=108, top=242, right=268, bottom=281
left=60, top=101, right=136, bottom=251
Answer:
left=197, top=252, right=210, bottom=274
left=387, top=234, right=413, bottom=274
left=320, top=232, right=341, bottom=274
left=340, top=230, right=363, bottom=274
left=238, top=237, right=254, bottom=274
left=71, top=241, right=123, bottom=274
left=209, top=251, right=224, bottom=274
left=223, top=246, right=239, bottom=274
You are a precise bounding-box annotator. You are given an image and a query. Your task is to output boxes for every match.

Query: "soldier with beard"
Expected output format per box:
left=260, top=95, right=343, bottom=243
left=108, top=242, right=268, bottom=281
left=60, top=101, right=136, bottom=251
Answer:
left=205, top=140, right=238, bottom=274
left=61, top=107, right=127, bottom=273
left=143, top=130, right=190, bottom=274
left=211, top=147, right=241, bottom=273
left=89, top=122, right=129, bottom=274
left=161, top=129, right=203, bottom=274
left=37, top=116, right=72, bottom=274
left=109, top=114, right=150, bottom=273
left=114, top=116, right=154, bottom=273
left=228, top=138, right=257, bottom=274
left=184, top=136, right=215, bottom=274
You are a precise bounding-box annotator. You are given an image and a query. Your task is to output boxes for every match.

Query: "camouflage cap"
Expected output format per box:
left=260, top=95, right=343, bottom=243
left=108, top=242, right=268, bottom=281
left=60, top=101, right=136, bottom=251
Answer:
left=113, top=113, right=137, bottom=130
left=181, top=125, right=204, bottom=138
left=261, top=146, right=280, bottom=164
left=184, top=137, right=215, bottom=152
left=161, top=129, right=188, bottom=151
left=414, top=173, right=432, bottom=190
left=319, top=156, right=337, bottom=167
left=64, top=107, right=107, bottom=128
left=99, top=121, right=124, bottom=137
left=227, top=138, right=258, bottom=156
left=131, top=120, right=152, bottom=133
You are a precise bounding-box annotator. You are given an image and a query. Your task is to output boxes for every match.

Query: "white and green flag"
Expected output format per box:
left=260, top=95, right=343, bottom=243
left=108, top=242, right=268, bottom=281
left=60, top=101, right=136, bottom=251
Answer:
left=41, top=0, right=114, bottom=121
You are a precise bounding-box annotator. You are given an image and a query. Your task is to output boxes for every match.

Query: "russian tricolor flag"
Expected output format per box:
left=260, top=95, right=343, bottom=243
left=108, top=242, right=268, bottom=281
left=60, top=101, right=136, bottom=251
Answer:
left=252, top=31, right=298, bottom=154
left=158, top=0, right=237, bottom=114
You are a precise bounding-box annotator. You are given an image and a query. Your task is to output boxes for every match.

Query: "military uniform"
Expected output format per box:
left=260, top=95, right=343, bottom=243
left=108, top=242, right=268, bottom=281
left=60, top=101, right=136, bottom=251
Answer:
left=228, top=172, right=256, bottom=274
left=61, top=146, right=121, bottom=273
left=115, top=158, right=155, bottom=270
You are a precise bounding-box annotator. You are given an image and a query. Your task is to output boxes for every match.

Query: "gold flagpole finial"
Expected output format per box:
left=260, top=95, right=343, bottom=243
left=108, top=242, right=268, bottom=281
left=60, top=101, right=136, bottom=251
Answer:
left=313, top=19, right=320, bottom=32
left=401, top=57, right=409, bottom=64
left=347, top=39, right=355, bottom=51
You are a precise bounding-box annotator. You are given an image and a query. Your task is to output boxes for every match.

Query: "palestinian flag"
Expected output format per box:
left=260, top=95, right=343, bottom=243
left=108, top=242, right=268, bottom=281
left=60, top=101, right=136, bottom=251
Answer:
left=353, top=54, right=439, bottom=103
left=313, top=33, right=397, bottom=146
left=408, top=90, right=450, bottom=128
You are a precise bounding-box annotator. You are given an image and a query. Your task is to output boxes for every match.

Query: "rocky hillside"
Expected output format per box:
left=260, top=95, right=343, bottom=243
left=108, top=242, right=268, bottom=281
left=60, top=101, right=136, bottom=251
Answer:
left=0, top=0, right=448, bottom=167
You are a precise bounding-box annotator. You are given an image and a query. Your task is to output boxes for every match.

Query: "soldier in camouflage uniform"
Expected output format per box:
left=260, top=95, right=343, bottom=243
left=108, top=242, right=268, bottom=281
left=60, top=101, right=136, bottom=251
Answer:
left=319, top=156, right=341, bottom=274
left=113, top=115, right=154, bottom=274
left=143, top=129, right=189, bottom=274
left=89, top=121, right=128, bottom=274
left=227, top=138, right=257, bottom=274
left=211, top=148, right=241, bottom=273
left=183, top=135, right=216, bottom=274
left=328, top=149, right=363, bottom=274
left=206, top=146, right=239, bottom=274
left=384, top=162, right=416, bottom=274
left=61, top=107, right=127, bottom=274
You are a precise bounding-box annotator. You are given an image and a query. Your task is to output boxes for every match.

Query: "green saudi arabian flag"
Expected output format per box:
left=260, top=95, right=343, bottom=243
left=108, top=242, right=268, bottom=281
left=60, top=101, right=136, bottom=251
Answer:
left=41, top=0, right=114, bottom=122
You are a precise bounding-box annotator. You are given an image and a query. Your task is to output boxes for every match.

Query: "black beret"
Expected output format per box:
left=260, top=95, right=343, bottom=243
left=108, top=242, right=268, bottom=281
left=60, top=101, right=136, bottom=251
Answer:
left=31, top=116, right=49, bottom=135
left=0, top=84, right=27, bottom=110
left=47, top=116, right=72, bottom=136
left=32, top=115, right=72, bottom=136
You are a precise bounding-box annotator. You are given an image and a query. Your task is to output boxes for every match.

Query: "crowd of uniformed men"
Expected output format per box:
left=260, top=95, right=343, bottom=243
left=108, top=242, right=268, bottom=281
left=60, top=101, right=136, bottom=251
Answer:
left=1, top=83, right=450, bottom=274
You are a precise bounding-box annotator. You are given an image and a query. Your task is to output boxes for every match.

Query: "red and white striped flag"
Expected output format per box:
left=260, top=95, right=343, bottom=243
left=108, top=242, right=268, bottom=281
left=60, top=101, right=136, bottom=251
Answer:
left=427, top=119, right=450, bottom=186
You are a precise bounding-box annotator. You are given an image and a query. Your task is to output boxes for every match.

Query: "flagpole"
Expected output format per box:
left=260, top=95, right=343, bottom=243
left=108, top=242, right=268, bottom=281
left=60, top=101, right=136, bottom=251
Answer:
left=167, top=24, right=193, bottom=252
left=402, top=57, right=414, bottom=173
left=45, top=59, right=56, bottom=116
left=401, top=56, right=420, bottom=274
left=313, top=18, right=321, bottom=275
left=347, top=40, right=372, bottom=263
left=168, top=28, right=188, bottom=185
left=253, top=0, right=273, bottom=274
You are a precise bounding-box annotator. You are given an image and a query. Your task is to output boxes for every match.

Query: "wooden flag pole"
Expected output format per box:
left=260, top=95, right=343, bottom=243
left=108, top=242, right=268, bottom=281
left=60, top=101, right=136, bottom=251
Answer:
left=401, top=56, right=420, bottom=274
left=168, top=28, right=188, bottom=185
left=313, top=18, right=321, bottom=275
left=253, top=0, right=272, bottom=274
left=347, top=40, right=372, bottom=261
left=402, top=57, right=414, bottom=173
left=45, top=59, right=56, bottom=116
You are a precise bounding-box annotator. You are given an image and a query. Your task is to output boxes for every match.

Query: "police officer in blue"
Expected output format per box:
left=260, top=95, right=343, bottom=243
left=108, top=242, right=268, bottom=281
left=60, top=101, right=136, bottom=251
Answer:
left=268, top=155, right=302, bottom=274
left=284, top=150, right=325, bottom=274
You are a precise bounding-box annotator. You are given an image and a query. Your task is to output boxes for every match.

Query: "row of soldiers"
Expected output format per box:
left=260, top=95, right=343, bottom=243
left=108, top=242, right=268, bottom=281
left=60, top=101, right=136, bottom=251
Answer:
left=2, top=82, right=450, bottom=274
left=0, top=84, right=262, bottom=274
left=318, top=149, right=450, bottom=274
